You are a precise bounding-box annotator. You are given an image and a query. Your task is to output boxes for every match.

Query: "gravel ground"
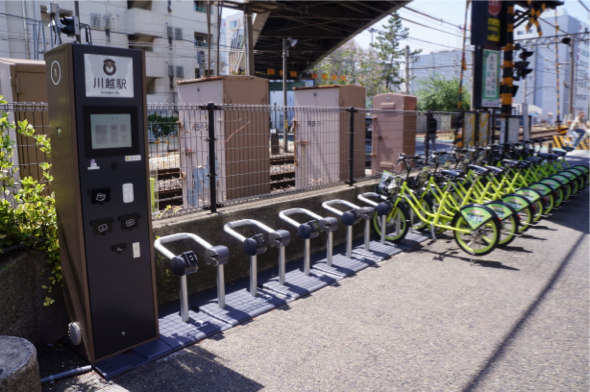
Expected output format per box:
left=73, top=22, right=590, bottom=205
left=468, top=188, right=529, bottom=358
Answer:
left=43, top=153, right=589, bottom=392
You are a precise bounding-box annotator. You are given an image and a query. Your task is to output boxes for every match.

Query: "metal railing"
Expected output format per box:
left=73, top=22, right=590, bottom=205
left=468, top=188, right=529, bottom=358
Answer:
left=1, top=102, right=472, bottom=219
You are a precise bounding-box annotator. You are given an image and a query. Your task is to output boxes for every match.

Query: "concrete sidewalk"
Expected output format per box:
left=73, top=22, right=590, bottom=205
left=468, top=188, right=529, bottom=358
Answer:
left=45, top=162, right=589, bottom=392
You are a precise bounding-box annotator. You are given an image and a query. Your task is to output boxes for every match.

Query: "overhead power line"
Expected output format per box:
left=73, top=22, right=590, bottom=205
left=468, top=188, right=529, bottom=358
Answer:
left=397, top=16, right=463, bottom=38
left=403, top=6, right=463, bottom=30
left=578, top=0, right=590, bottom=13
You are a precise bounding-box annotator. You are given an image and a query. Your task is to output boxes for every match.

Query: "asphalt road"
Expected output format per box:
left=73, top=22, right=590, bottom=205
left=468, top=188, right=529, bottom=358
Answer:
left=44, top=153, right=589, bottom=392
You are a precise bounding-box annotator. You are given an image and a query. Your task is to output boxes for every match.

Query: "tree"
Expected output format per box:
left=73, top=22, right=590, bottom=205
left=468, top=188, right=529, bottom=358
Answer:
left=415, top=74, right=471, bottom=112
left=312, top=41, right=387, bottom=107
left=312, top=42, right=360, bottom=86
left=148, top=113, right=179, bottom=139
left=371, top=14, right=420, bottom=91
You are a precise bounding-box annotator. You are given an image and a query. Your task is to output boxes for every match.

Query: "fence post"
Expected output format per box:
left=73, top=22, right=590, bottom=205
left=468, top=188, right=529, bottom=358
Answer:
left=348, top=106, right=357, bottom=186
left=206, top=102, right=219, bottom=213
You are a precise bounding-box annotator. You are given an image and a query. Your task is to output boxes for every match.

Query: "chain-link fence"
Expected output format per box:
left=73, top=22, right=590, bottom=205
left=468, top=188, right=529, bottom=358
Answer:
left=1, top=102, right=477, bottom=218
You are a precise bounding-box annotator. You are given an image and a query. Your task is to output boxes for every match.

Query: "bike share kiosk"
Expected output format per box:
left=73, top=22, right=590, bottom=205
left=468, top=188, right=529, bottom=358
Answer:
left=320, top=200, right=383, bottom=276
left=46, top=43, right=158, bottom=364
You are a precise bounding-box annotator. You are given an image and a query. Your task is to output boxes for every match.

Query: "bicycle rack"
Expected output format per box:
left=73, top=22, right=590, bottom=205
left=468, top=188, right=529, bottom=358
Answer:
left=257, top=208, right=341, bottom=300
left=154, top=233, right=229, bottom=349
left=192, top=219, right=287, bottom=327
left=357, top=193, right=392, bottom=245
left=357, top=192, right=409, bottom=258
left=318, top=199, right=384, bottom=277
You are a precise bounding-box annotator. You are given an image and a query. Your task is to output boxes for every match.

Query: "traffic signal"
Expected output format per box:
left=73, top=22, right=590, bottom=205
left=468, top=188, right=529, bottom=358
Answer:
left=514, top=48, right=534, bottom=81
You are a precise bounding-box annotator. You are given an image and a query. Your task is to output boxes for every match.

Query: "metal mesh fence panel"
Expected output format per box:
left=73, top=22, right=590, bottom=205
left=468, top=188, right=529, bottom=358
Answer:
left=1, top=102, right=470, bottom=218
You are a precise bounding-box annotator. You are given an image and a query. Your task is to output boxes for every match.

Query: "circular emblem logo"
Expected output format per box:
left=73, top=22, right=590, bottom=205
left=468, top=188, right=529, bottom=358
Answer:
left=50, top=61, right=61, bottom=85
left=488, top=0, right=502, bottom=16
left=103, top=59, right=116, bottom=76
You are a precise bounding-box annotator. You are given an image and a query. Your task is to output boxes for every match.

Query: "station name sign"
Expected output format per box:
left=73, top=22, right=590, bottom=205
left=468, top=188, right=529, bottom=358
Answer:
left=84, top=54, right=134, bottom=98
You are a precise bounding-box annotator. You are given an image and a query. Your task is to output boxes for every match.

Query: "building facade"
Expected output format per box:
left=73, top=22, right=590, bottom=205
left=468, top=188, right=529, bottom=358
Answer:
left=409, top=49, right=474, bottom=97
left=512, top=8, right=589, bottom=121
left=0, top=0, right=221, bottom=103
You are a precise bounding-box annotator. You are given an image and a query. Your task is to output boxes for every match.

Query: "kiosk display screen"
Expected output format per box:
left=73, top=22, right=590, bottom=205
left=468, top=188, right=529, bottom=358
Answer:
left=90, top=114, right=133, bottom=150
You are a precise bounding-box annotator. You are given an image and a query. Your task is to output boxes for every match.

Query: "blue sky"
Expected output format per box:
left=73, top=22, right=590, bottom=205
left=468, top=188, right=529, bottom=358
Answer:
left=354, top=0, right=590, bottom=53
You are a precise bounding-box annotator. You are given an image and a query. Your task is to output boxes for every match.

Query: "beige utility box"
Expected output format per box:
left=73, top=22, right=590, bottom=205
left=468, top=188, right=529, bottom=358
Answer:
left=293, top=85, right=365, bottom=188
left=177, top=76, right=270, bottom=206
left=0, top=58, right=49, bottom=185
left=371, top=93, right=417, bottom=176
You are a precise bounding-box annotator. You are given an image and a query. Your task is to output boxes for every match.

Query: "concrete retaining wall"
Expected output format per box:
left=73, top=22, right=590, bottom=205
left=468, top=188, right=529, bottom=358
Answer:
left=0, top=251, right=67, bottom=344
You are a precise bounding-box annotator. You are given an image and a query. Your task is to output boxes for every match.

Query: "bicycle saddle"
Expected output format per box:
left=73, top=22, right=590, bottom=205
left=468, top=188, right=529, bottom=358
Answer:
left=485, top=166, right=505, bottom=176
left=440, top=169, right=465, bottom=180
left=468, top=165, right=489, bottom=176
left=563, top=146, right=575, bottom=152
left=552, top=150, right=566, bottom=157
left=432, top=151, right=447, bottom=156
left=501, top=159, right=520, bottom=167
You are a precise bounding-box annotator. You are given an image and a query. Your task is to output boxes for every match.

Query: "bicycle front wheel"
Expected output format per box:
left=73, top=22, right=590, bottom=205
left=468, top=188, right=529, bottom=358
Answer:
left=452, top=211, right=501, bottom=256
left=372, top=203, right=410, bottom=243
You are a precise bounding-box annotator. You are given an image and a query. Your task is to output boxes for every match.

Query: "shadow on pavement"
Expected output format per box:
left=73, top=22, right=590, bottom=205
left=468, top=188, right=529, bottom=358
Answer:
left=461, top=232, right=586, bottom=391
left=41, top=345, right=264, bottom=392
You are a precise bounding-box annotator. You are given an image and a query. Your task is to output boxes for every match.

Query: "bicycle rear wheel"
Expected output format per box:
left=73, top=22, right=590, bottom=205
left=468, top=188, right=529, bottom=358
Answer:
left=372, top=203, right=410, bottom=243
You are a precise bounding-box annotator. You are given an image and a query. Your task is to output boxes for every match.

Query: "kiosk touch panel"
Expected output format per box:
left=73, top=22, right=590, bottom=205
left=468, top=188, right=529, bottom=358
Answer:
left=45, top=43, right=158, bottom=363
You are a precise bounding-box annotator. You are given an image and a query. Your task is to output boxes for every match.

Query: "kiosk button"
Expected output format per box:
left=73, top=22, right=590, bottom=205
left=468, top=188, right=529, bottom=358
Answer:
left=122, top=183, right=134, bottom=203
left=119, top=214, right=140, bottom=230
left=90, top=188, right=111, bottom=204
left=90, top=218, right=113, bottom=235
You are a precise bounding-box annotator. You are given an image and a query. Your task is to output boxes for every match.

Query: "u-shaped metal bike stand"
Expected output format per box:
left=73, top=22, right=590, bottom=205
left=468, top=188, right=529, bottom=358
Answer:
left=155, top=233, right=229, bottom=323
left=322, top=199, right=375, bottom=259
left=357, top=192, right=393, bottom=245
left=224, top=219, right=290, bottom=298
left=279, top=208, right=339, bottom=277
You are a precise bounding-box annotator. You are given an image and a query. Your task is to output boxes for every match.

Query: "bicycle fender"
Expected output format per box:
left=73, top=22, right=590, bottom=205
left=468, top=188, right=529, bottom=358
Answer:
left=539, top=178, right=562, bottom=191
left=501, top=193, right=532, bottom=212
left=515, top=187, right=543, bottom=203
left=551, top=174, right=570, bottom=185
left=558, top=170, right=578, bottom=182
left=484, top=201, right=519, bottom=223
left=571, top=165, right=589, bottom=174
left=459, top=204, right=497, bottom=230
left=529, top=182, right=553, bottom=197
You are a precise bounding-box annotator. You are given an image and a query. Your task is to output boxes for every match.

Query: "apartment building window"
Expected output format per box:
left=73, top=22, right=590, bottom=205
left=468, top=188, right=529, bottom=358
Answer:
left=176, top=66, right=184, bottom=79
left=194, top=1, right=206, bottom=12
left=195, top=68, right=201, bottom=79
left=104, top=15, right=112, bottom=30
left=90, top=13, right=102, bottom=28
left=175, top=28, right=183, bottom=41
left=194, top=33, right=209, bottom=47
left=230, top=20, right=237, bottom=29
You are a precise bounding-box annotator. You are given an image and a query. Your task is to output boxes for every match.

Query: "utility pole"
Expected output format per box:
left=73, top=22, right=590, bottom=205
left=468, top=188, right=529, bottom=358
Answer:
left=368, top=28, right=377, bottom=45
left=244, top=5, right=254, bottom=76
left=405, top=45, right=410, bottom=95
left=207, top=0, right=211, bottom=76
left=568, top=36, right=575, bottom=117
left=282, top=38, right=288, bottom=153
